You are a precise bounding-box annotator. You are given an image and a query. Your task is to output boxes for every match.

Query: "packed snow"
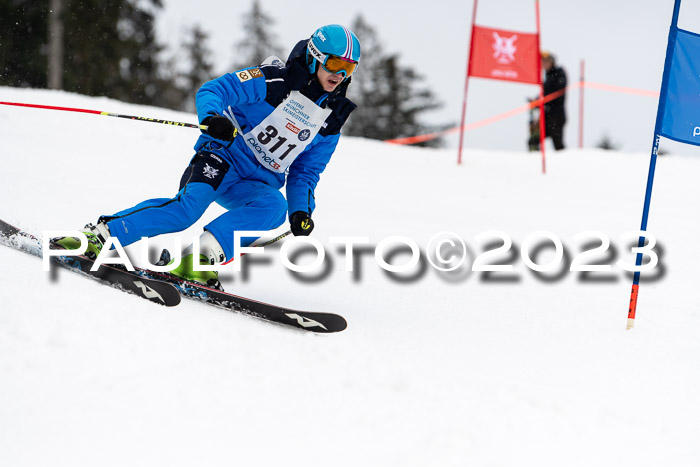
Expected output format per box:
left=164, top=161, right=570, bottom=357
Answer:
left=1, top=87, right=699, bottom=466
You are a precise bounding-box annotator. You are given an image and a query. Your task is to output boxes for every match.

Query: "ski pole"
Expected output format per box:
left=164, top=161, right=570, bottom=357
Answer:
left=250, top=230, right=292, bottom=249
left=219, top=230, right=292, bottom=265
left=0, top=101, right=208, bottom=131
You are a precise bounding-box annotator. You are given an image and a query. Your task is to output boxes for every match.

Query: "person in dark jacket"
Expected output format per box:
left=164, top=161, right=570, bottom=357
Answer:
left=541, top=51, right=567, bottom=150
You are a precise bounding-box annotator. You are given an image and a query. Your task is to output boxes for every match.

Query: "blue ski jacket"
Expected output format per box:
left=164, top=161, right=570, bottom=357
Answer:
left=194, top=40, right=357, bottom=216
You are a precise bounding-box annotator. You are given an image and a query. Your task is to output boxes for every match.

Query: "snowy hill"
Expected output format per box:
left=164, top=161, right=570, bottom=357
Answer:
left=1, top=87, right=699, bottom=467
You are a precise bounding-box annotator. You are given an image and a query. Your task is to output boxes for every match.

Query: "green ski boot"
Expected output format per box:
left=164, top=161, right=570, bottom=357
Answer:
left=169, top=253, right=222, bottom=290
left=53, top=222, right=110, bottom=259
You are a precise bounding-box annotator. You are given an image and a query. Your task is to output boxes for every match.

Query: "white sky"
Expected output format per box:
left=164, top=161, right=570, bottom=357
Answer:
left=155, top=0, right=700, bottom=155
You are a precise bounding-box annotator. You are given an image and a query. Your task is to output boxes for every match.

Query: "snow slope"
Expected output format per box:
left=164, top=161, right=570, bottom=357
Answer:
left=1, top=88, right=699, bottom=467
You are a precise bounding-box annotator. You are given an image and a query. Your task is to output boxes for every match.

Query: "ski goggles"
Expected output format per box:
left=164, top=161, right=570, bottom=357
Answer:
left=321, top=55, right=358, bottom=77
left=308, top=40, right=359, bottom=78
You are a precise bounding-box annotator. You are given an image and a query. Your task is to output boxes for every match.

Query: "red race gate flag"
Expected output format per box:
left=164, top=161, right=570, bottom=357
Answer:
left=468, top=25, right=540, bottom=85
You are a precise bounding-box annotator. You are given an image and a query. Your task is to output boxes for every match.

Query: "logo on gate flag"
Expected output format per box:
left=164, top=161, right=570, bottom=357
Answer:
left=469, top=25, right=540, bottom=84
left=493, top=32, right=518, bottom=64
left=660, top=28, right=700, bottom=146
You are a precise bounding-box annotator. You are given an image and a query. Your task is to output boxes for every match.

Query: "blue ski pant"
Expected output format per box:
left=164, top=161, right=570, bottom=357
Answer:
left=103, top=149, right=287, bottom=260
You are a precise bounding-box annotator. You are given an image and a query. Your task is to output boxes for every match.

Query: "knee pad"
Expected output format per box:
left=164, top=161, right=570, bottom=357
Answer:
left=179, top=150, right=231, bottom=191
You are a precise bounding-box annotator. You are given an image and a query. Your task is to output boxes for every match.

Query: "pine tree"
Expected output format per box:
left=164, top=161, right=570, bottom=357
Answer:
left=111, top=0, right=166, bottom=106
left=342, top=15, right=387, bottom=140
left=176, top=24, right=215, bottom=112
left=64, top=0, right=168, bottom=107
left=0, top=0, right=178, bottom=108
left=344, top=15, right=447, bottom=147
left=230, top=0, right=284, bottom=70
left=61, top=0, right=125, bottom=97
left=0, top=0, right=49, bottom=88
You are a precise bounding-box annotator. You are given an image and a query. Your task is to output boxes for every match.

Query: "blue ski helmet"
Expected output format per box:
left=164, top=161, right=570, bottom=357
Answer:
left=306, top=25, right=361, bottom=80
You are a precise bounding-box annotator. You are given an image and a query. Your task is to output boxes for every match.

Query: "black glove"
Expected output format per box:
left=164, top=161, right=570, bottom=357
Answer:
left=290, top=211, right=314, bottom=236
left=201, top=115, right=237, bottom=141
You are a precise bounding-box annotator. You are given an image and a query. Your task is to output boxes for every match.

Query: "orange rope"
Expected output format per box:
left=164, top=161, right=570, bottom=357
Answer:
left=385, top=81, right=658, bottom=145
left=581, top=81, right=659, bottom=97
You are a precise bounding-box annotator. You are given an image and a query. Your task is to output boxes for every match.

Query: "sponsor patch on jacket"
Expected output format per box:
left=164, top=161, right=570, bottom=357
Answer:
left=235, top=68, right=264, bottom=82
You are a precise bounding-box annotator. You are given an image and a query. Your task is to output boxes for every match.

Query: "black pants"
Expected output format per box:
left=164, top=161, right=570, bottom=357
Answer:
left=545, top=115, right=566, bottom=150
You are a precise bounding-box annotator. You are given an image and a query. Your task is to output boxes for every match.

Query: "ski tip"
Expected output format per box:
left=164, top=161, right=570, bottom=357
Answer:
left=626, top=318, right=635, bottom=330
left=323, top=315, right=347, bottom=333
left=283, top=311, right=347, bottom=333
left=323, top=316, right=347, bottom=333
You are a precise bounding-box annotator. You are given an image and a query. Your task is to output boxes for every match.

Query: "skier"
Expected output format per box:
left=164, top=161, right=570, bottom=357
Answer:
left=56, top=24, right=361, bottom=288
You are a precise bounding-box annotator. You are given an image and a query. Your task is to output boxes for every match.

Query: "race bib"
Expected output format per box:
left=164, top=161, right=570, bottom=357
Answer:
left=241, top=91, right=331, bottom=173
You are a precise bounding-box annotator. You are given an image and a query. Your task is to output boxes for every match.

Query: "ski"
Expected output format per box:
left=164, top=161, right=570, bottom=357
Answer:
left=138, top=266, right=348, bottom=333
left=1, top=218, right=347, bottom=332
left=0, top=218, right=181, bottom=307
